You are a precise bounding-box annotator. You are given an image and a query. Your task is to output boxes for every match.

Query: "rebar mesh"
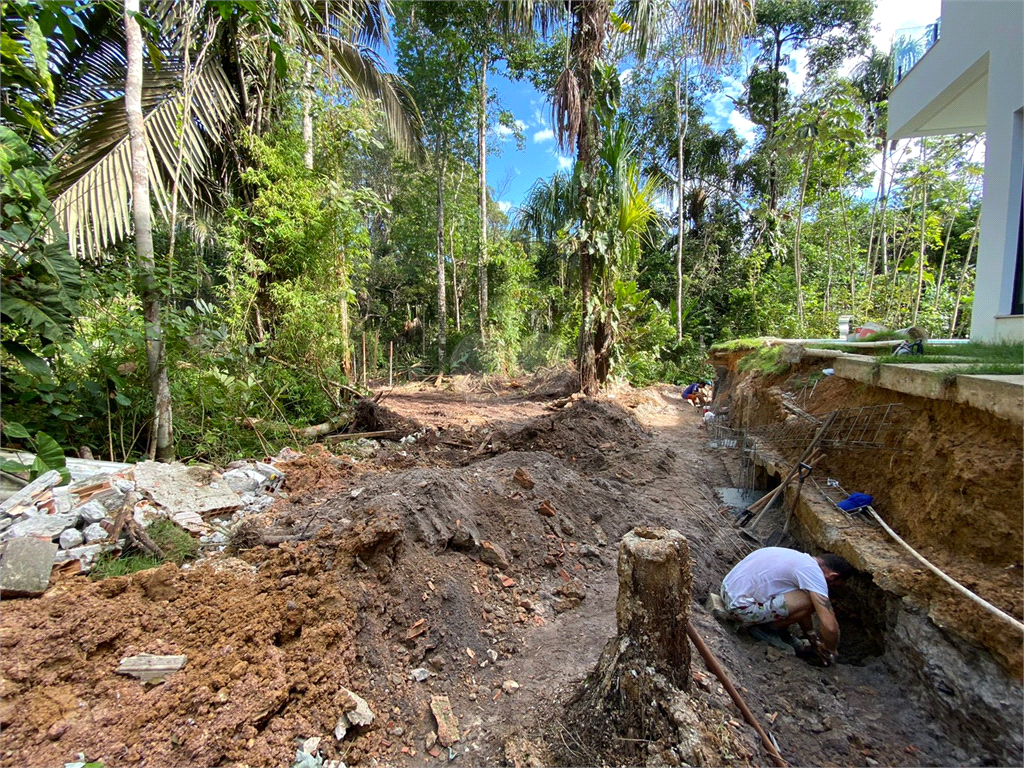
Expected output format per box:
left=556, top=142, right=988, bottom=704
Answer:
left=746, top=403, right=910, bottom=451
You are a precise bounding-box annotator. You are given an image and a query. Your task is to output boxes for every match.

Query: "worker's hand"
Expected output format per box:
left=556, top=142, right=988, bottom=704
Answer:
left=815, top=645, right=837, bottom=667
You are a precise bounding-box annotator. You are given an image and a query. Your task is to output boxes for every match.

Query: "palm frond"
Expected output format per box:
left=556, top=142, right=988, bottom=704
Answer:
left=616, top=0, right=666, bottom=60
left=326, top=38, right=423, bottom=157
left=678, top=0, right=754, bottom=67
left=51, top=64, right=237, bottom=258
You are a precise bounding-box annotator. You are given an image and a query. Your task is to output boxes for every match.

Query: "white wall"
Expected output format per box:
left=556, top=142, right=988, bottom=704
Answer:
left=888, top=0, right=1024, bottom=342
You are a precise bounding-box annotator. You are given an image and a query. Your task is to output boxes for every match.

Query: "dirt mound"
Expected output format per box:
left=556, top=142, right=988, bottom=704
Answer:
left=350, top=398, right=420, bottom=436
left=502, top=399, right=649, bottom=472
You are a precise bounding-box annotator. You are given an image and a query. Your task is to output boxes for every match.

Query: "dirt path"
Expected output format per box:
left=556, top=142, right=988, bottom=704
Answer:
left=0, top=383, right=975, bottom=767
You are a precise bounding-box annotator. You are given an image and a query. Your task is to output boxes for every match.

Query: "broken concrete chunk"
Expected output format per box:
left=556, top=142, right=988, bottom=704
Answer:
left=59, top=528, right=85, bottom=550
left=221, top=468, right=262, bottom=495
left=0, top=470, right=60, bottom=515
left=115, top=653, right=187, bottom=682
left=133, top=461, right=243, bottom=519
left=0, top=537, right=59, bottom=596
left=0, top=518, right=11, bottom=533
left=82, top=522, right=109, bottom=544
left=91, top=486, right=126, bottom=512
left=4, top=513, right=78, bottom=541
left=479, top=540, right=510, bottom=570
left=300, top=736, right=321, bottom=756
left=113, top=478, right=136, bottom=494
left=501, top=680, right=520, bottom=695
left=430, top=695, right=460, bottom=747
left=50, top=487, right=73, bottom=515
left=64, top=544, right=107, bottom=569
left=410, top=668, right=430, bottom=682
left=334, top=686, right=375, bottom=740
left=75, top=499, right=109, bottom=525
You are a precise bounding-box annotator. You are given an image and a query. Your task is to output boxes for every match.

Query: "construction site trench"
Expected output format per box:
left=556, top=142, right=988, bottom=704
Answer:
left=0, top=366, right=1021, bottom=768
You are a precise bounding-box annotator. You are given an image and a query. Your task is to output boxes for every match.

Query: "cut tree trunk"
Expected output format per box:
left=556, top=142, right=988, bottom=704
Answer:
left=124, top=0, right=173, bottom=462
left=614, top=527, right=692, bottom=688
left=561, top=528, right=696, bottom=764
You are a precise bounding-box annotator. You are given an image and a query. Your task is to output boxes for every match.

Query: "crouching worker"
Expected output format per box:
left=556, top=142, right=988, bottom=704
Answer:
left=720, top=547, right=853, bottom=666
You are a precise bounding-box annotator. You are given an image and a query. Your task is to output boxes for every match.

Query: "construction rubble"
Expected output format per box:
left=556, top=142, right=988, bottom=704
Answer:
left=0, top=457, right=288, bottom=596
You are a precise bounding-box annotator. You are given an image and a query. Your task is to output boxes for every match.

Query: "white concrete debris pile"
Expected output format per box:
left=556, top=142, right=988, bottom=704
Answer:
left=0, top=456, right=288, bottom=587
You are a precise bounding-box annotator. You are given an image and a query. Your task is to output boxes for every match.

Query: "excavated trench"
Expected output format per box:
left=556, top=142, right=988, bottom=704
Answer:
left=711, top=352, right=1024, bottom=766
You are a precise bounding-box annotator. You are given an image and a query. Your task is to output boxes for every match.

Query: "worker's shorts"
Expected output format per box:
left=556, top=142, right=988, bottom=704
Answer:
left=720, top=585, right=789, bottom=626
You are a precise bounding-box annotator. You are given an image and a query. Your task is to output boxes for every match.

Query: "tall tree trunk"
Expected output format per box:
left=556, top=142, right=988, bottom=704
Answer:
left=124, top=0, right=173, bottom=462
left=477, top=49, right=489, bottom=337
left=767, top=31, right=784, bottom=215
left=912, top=141, right=929, bottom=324
left=793, top=139, right=815, bottom=327
left=572, top=0, right=607, bottom=396
left=436, top=149, right=447, bottom=369
left=302, top=60, right=314, bottom=170
left=675, top=59, right=689, bottom=344
left=451, top=219, right=461, bottom=332
left=949, top=216, right=978, bottom=336
left=337, top=239, right=352, bottom=379
left=877, top=137, right=890, bottom=277
left=932, top=207, right=957, bottom=310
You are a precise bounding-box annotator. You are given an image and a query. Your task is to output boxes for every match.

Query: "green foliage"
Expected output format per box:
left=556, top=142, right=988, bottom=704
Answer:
left=89, top=519, right=197, bottom=581
left=0, top=422, right=69, bottom=483
left=736, top=346, right=790, bottom=377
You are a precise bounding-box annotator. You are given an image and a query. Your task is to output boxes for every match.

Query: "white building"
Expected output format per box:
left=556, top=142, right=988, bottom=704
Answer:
left=887, top=0, right=1023, bottom=342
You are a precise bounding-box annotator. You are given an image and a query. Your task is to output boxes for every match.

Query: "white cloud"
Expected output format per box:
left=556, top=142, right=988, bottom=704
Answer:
left=533, top=128, right=555, bottom=143
left=619, top=68, right=633, bottom=85
left=495, top=124, right=515, bottom=138
left=728, top=110, right=758, bottom=148
left=557, top=155, right=573, bottom=170
left=497, top=201, right=513, bottom=214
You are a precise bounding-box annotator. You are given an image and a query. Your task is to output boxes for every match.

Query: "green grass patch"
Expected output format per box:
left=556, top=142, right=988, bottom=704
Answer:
left=89, top=519, right=199, bottom=581
left=148, top=519, right=200, bottom=564
left=710, top=337, right=771, bottom=352
left=90, top=552, right=162, bottom=580
left=737, top=345, right=789, bottom=376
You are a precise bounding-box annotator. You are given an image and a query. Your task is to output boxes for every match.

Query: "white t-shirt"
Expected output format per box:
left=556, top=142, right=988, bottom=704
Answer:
left=722, top=547, right=828, bottom=604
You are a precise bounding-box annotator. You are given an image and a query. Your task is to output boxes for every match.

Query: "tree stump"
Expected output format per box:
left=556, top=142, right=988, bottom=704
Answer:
left=616, top=527, right=692, bottom=690
left=558, top=528, right=699, bottom=766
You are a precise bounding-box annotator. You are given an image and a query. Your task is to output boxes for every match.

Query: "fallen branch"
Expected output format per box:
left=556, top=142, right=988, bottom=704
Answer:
left=125, top=517, right=165, bottom=560
left=237, top=415, right=351, bottom=439
left=107, top=490, right=137, bottom=543
left=324, top=429, right=397, bottom=444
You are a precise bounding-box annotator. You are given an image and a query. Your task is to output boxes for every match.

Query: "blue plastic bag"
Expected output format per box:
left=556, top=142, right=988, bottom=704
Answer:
left=837, top=492, right=873, bottom=511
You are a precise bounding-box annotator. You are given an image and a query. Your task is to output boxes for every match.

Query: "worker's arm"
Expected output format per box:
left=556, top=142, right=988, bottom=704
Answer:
left=810, top=592, right=840, bottom=658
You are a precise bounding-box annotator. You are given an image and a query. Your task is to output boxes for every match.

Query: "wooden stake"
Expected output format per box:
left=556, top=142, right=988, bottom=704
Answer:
left=389, top=341, right=394, bottom=387
left=362, top=332, right=367, bottom=385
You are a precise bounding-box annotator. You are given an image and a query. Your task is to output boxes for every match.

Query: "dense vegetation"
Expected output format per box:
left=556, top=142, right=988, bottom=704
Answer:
left=1, top=0, right=987, bottom=464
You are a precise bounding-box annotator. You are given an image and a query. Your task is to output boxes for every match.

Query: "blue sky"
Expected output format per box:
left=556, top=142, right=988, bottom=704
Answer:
left=480, top=0, right=941, bottom=214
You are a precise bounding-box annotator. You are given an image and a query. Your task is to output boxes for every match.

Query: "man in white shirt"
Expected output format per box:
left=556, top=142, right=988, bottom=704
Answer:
left=720, top=547, right=853, bottom=665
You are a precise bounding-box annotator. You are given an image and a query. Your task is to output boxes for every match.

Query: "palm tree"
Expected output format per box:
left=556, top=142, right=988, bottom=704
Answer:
left=49, top=0, right=421, bottom=258
left=510, top=0, right=753, bottom=393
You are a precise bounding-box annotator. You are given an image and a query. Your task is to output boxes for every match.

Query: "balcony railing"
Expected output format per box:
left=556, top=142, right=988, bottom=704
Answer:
left=892, top=19, right=941, bottom=85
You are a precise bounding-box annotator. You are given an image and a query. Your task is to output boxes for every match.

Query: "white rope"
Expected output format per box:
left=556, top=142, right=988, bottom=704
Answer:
left=864, top=506, right=1024, bottom=634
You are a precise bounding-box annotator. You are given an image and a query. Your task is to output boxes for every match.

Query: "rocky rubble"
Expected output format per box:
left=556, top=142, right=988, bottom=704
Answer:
left=0, top=456, right=289, bottom=595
